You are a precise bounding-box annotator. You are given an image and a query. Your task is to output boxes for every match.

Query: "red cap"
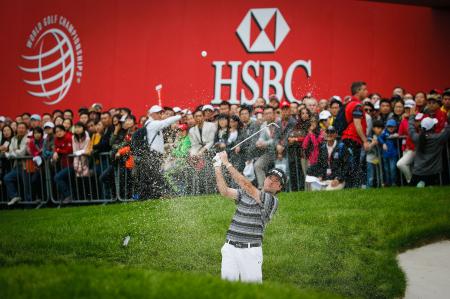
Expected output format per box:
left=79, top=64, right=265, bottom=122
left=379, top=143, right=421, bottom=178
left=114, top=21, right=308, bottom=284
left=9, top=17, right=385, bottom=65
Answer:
left=178, top=123, right=189, bottom=131
left=280, top=100, right=291, bottom=108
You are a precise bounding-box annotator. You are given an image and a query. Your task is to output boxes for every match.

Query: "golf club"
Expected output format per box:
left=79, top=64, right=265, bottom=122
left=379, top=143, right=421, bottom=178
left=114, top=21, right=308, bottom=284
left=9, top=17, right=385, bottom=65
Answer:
left=230, top=122, right=280, bottom=151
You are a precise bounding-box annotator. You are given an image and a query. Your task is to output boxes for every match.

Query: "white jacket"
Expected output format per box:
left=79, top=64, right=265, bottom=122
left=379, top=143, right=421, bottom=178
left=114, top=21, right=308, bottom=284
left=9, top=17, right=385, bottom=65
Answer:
left=189, top=121, right=217, bottom=156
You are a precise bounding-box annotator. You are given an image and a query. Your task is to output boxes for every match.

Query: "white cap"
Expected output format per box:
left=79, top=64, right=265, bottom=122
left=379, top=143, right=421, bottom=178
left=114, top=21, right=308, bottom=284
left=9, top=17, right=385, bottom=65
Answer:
left=374, top=101, right=380, bottom=110
left=173, top=107, right=182, bottom=113
left=319, top=110, right=332, bottom=121
left=331, top=95, right=342, bottom=102
left=31, top=114, right=41, bottom=121
left=202, top=104, right=214, bottom=111
left=43, top=122, right=55, bottom=129
left=148, top=105, right=164, bottom=114
left=420, top=117, right=438, bottom=131
left=404, top=99, right=416, bottom=109
left=415, top=113, right=424, bottom=121
left=0, top=116, right=5, bottom=122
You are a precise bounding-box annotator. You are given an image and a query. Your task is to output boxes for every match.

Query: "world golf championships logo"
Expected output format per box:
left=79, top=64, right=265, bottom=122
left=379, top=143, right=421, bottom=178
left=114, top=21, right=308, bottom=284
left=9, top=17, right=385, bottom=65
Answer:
left=20, top=15, right=83, bottom=105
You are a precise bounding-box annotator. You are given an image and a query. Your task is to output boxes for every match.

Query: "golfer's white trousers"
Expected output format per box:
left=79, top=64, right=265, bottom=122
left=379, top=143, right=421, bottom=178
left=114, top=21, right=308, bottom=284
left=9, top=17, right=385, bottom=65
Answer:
left=221, top=242, right=263, bottom=283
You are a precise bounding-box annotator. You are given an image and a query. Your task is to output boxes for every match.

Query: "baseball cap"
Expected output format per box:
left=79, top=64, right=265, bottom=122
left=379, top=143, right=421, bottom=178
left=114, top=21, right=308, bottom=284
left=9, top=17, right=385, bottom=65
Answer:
left=386, top=119, right=397, bottom=127
left=43, top=122, right=55, bottom=129
left=266, top=168, right=287, bottom=186
left=404, top=99, right=416, bottom=109
left=374, top=101, right=380, bottom=110
left=0, top=116, right=5, bottom=122
left=201, top=104, right=214, bottom=112
left=173, top=107, right=182, bottom=113
left=279, top=100, right=291, bottom=109
left=330, top=95, right=342, bottom=103
left=149, top=105, right=164, bottom=114
left=427, top=93, right=441, bottom=102
left=415, top=113, right=424, bottom=121
left=421, top=117, right=438, bottom=131
left=30, top=114, right=41, bottom=121
left=178, top=123, right=189, bottom=131
left=319, top=110, right=332, bottom=121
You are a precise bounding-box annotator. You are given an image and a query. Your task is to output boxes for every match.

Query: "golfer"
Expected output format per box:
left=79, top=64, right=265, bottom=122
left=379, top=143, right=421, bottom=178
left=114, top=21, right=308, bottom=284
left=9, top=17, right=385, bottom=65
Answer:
left=213, top=151, right=285, bottom=283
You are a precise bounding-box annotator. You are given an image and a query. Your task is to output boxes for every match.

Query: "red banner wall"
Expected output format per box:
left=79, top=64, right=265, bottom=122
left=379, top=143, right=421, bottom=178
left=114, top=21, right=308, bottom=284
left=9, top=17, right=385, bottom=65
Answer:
left=0, top=0, right=449, bottom=118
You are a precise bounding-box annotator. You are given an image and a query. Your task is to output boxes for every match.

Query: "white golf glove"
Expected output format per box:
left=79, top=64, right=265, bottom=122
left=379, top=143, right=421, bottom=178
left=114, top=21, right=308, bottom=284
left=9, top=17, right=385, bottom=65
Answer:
left=213, top=154, right=222, bottom=168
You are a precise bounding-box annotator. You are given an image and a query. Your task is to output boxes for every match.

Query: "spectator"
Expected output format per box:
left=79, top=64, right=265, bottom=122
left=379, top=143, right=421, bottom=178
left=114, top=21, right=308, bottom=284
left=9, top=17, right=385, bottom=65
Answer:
left=63, top=118, right=73, bottom=133
left=21, top=113, right=31, bottom=127
left=42, top=113, right=52, bottom=125
left=303, top=118, right=324, bottom=171
left=253, top=106, right=277, bottom=188
left=52, top=109, right=63, bottom=120
left=269, top=94, right=280, bottom=110
left=408, top=115, right=450, bottom=187
left=72, top=122, right=91, bottom=179
left=79, top=112, right=89, bottom=126
left=340, top=81, right=369, bottom=188
left=414, top=92, right=427, bottom=113
left=366, top=120, right=384, bottom=188
left=369, top=93, right=381, bottom=106
left=377, top=99, right=393, bottom=125
left=378, top=119, right=399, bottom=187
left=219, top=101, right=231, bottom=117
left=396, top=100, right=416, bottom=184
left=53, top=125, right=74, bottom=203
left=24, top=126, right=45, bottom=201
left=202, top=104, right=216, bottom=122
left=227, top=115, right=244, bottom=171
left=115, top=115, right=137, bottom=199
left=425, top=94, right=447, bottom=133
left=54, top=116, right=64, bottom=126
left=318, top=110, right=332, bottom=130
left=442, top=89, right=450, bottom=115
left=42, top=122, right=55, bottom=160
left=392, top=86, right=405, bottom=99
left=189, top=107, right=217, bottom=194
left=329, top=98, right=342, bottom=124
left=0, top=125, right=14, bottom=188
left=213, top=114, right=229, bottom=152
left=275, top=100, right=296, bottom=162
left=392, top=100, right=405, bottom=125
left=318, top=99, right=329, bottom=112
left=143, top=105, right=182, bottom=198
left=304, top=97, right=318, bottom=114
left=63, top=109, right=74, bottom=120
left=239, top=106, right=261, bottom=163
left=164, top=123, right=192, bottom=195
left=305, top=126, right=345, bottom=190
left=4, top=122, right=29, bottom=205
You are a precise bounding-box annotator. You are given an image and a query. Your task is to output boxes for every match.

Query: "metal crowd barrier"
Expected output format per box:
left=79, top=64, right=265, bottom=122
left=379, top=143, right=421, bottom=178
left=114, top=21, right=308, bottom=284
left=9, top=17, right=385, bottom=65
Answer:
left=2, top=139, right=449, bottom=207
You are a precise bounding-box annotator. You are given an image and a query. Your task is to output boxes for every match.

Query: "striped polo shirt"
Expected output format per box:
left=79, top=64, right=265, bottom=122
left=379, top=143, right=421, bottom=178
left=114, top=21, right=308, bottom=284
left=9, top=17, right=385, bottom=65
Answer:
left=226, top=189, right=278, bottom=244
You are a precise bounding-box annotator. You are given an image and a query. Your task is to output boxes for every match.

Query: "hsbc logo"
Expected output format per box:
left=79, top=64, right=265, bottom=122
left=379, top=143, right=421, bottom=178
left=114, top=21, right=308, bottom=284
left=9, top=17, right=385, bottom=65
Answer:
left=212, top=8, right=311, bottom=104
left=236, top=8, right=290, bottom=53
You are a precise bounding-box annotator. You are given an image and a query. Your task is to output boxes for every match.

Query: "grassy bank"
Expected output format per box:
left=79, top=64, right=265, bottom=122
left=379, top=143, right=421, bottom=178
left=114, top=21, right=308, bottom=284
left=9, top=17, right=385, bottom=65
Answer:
left=1, top=187, right=449, bottom=298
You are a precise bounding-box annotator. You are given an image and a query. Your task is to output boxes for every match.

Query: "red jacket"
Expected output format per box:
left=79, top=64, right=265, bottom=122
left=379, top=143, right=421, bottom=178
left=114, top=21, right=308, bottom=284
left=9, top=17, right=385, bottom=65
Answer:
left=427, top=109, right=447, bottom=133
left=54, top=132, right=73, bottom=167
left=342, top=97, right=367, bottom=145
left=28, top=138, right=44, bottom=157
left=398, top=118, right=415, bottom=151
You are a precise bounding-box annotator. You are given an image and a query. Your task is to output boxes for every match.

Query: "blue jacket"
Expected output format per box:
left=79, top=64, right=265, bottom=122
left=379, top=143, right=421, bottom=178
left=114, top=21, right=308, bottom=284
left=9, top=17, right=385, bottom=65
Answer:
left=377, top=129, right=398, bottom=158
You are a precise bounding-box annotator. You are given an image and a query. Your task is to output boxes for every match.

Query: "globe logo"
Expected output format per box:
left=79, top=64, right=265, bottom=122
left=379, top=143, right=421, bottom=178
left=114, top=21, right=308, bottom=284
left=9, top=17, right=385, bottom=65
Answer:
left=20, top=28, right=75, bottom=105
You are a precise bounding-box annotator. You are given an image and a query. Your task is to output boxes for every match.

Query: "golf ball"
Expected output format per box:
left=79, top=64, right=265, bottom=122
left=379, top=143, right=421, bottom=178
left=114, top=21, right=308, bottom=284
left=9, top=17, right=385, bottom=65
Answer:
left=201, top=50, right=207, bottom=57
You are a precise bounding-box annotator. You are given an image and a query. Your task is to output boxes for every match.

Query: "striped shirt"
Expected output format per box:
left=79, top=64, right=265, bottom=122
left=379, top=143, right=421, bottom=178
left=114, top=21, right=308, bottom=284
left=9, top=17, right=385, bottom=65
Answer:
left=226, top=189, right=278, bottom=244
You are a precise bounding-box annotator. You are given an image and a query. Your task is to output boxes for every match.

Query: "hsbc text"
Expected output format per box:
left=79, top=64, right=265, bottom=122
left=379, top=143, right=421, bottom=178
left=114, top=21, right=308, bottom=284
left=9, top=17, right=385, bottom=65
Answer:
left=212, top=60, right=312, bottom=105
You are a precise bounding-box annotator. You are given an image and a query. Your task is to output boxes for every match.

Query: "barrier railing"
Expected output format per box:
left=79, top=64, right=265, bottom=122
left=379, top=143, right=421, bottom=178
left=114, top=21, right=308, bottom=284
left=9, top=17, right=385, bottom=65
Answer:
left=1, top=139, right=449, bottom=207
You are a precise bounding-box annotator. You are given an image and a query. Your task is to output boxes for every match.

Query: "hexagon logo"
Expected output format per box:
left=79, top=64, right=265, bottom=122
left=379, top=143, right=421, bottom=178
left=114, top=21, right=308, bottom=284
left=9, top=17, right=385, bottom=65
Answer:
left=236, top=8, right=290, bottom=53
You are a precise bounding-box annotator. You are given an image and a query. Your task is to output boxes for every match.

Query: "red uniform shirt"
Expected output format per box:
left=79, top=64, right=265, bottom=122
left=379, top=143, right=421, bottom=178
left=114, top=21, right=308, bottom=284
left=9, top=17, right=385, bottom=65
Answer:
left=341, top=97, right=367, bottom=145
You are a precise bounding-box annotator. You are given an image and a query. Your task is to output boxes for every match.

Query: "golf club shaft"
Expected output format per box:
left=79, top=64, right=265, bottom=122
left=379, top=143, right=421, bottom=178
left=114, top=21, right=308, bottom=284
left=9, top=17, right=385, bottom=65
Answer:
left=230, top=122, right=279, bottom=150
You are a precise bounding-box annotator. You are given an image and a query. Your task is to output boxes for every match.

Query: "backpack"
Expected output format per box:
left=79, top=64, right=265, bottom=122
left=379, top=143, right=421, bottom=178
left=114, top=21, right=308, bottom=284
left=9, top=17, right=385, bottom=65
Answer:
left=130, top=122, right=158, bottom=157
left=334, top=103, right=349, bottom=136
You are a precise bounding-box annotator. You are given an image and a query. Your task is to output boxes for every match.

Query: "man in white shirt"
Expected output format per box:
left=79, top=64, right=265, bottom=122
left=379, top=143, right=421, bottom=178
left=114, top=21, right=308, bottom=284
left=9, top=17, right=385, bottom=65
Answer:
left=189, top=107, right=217, bottom=194
left=142, top=105, right=181, bottom=199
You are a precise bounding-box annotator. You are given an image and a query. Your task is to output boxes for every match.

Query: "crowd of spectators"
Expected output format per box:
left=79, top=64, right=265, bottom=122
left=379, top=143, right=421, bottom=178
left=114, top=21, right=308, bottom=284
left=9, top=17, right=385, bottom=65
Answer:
left=1, top=82, right=449, bottom=206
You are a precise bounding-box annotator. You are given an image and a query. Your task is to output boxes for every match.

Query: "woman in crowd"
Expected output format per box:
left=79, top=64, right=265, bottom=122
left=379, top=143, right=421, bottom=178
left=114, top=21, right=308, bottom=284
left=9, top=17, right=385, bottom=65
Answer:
left=213, top=114, right=229, bottom=152
left=396, top=100, right=416, bottom=184
left=302, top=118, right=324, bottom=175
left=0, top=125, right=14, bottom=192
left=72, top=122, right=91, bottom=179
left=54, top=116, right=64, bottom=126
left=4, top=122, right=29, bottom=205
left=25, top=126, right=45, bottom=201
left=414, top=92, right=427, bottom=113
left=391, top=100, right=405, bottom=125
left=63, top=118, right=73, bottom=134
left=227, top=114, right=244, bottom=171
left=53, top=125, right=74, bottom=203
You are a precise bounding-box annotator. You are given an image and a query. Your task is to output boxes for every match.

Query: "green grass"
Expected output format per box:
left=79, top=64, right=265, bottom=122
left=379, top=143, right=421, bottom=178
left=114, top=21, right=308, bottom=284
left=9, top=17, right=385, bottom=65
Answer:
left=1, top=187, right=449, bottom=299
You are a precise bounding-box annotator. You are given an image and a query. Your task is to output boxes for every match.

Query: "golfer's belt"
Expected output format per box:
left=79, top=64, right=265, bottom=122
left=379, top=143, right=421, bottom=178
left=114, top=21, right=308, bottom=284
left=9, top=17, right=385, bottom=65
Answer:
left=226, top=239, right=261, bottom=248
